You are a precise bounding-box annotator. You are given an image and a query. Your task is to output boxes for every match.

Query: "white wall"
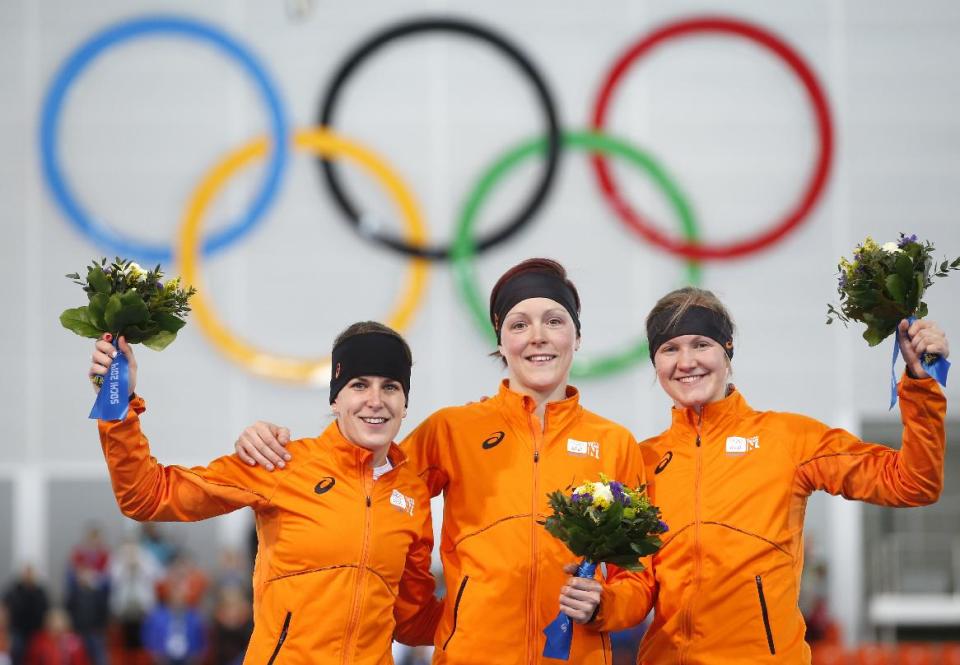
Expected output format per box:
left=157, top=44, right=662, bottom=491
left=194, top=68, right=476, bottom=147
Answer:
left=2, top=0, right=958, bottom=641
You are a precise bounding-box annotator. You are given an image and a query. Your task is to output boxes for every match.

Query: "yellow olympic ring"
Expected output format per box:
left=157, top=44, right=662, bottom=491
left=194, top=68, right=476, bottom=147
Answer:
left=177, top=128, right=430, bottom=385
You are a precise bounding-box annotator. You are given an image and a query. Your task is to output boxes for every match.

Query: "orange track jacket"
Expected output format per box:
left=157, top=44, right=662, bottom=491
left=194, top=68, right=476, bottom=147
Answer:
left=402, top=381, right=648, bottom=664
left=99, top=396, right=441, bottom=665
left=591, top=377, right=946, bottom=664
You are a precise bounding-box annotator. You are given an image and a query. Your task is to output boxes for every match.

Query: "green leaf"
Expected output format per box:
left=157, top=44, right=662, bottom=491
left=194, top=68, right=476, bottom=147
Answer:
left=59, top=307, right=102, bottom=338
left=863, top=326, right=890, bottom=347
left=894, top=254, right=914, bottom=282
left=87, top=266, right=111, bottom=294
left=142, top=330, right=177, bottom=351
left=911, top=272, right=925, bottom=309
left=884, top=275, right=907, bottom=304
left=87, top=293, right=109, bottom=330
left=122, top=321, right=159, bottom=344
left=152, top=312, right=187, bottom=334
left=104, top=291, right=150, bottom=333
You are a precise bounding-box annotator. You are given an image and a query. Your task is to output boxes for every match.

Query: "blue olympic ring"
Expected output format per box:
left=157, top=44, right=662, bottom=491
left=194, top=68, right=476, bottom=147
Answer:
left=39, top=15, right=290, bottom=263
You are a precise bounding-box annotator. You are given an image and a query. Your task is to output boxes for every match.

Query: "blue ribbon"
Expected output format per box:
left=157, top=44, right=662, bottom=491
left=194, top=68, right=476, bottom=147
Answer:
left=889, top=316, right=950, bottom=409
left=89, top=338, right=130, bottom=421
left=543, top=559, right=597, bottom=660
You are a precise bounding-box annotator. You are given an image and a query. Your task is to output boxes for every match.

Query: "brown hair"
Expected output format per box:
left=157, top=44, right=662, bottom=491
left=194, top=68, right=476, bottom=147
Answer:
left=333, top=321, right=412, bottom=365
left=645, top=287, right=736, bottom=353
left=488, top=258, right=580, bottom=365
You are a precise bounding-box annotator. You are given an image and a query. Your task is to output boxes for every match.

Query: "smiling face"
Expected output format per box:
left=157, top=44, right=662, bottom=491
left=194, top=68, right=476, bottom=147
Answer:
left=654, top=334, right=730, bottom=409
left=498, top=297, right=578, bottom=401
left=332, top=375, right=406, bottom=453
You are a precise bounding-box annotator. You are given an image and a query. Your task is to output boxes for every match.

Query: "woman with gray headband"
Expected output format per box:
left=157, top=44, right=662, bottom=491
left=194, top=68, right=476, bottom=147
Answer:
left=562, top=286, right=949, bottom=664
left=235, top=258, right=650, bottom=664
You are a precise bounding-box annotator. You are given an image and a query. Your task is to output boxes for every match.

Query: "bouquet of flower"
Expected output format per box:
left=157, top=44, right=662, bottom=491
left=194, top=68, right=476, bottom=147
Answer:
left=61, top=258, right=196, bottom=419
left=827, top=234, right=957, bottom=407
left=826, top=234, right=959, bottom=346
left=542, top=475, right=667, bottom=659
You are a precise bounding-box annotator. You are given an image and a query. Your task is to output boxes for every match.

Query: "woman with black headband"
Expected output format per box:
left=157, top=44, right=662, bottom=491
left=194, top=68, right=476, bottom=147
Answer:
left=88, top=321, right=441, bottom=663
left=561, top=286, right=949, bottom=664
left=235, top=258, right=650, bottom=663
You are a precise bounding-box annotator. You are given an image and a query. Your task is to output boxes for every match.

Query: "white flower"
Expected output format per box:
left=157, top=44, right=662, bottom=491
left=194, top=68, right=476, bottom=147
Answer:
left=881, top=242, right=902, bottom=254
left=591, top=483, right=614, bottom=508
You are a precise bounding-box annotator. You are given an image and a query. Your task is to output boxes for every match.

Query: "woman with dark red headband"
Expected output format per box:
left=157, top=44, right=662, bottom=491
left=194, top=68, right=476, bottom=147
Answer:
left=559, top=286, right=949, bottom=664
left=235, top=258, right=650, bottom=664
left=88, top=321, right=440, bottom=663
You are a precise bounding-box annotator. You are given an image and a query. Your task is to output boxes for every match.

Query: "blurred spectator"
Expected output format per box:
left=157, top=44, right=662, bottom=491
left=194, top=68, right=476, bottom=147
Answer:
left=142, top=579, right=205, bottom=665
left=211, top=550, right=247, bottom=598
left=156, top=553, right=208, bottom=610
left=0, top=605, right=12, bottom=665
left=2, top=564, right=50, bottom=665
left=140, top=524, right=177, bottom=569
left=65, top=567, right=108, bottom=665
left=24, top=608, right=89, bottom=665
left=800, top=560, right=839, bottom=644
left=206, top=587, right=251, bottom=665
left=110, top=540, right=161, bottom=656
left=68, top=525, right=110, bottom=584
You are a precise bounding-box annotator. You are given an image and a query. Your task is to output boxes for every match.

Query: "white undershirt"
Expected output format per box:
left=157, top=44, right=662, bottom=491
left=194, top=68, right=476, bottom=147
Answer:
left=372, top=458, right=393, bottom=481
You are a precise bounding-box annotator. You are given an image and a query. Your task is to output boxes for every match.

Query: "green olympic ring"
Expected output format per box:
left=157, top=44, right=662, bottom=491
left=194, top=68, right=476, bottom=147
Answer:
left=451, top=130, right=703, bottom=379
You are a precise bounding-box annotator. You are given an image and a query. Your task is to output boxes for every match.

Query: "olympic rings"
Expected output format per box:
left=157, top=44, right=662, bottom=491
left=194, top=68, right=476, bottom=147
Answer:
left=590, top=16, right=834, bottom=261
left=46, top=12, right=834, bottom=383
left=178, top=128, right=430, bottom=386
left=451, top=130, right=703, bottom=379
left=40, top=15, right=289, bottom=263
left=316, top=16, right=562, bottom=261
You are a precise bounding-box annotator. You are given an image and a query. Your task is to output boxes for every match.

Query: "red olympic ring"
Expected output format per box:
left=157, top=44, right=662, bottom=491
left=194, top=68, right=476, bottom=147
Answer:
left=590, top=16, right=834, bottom=261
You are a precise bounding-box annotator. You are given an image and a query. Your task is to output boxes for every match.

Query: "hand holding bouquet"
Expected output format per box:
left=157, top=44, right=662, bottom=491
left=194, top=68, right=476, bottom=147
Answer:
left=542, top=475, right=667, bottom=659
left=827, top=234, right=956, bottom=406
left=61, top=258, right=196, bottom=420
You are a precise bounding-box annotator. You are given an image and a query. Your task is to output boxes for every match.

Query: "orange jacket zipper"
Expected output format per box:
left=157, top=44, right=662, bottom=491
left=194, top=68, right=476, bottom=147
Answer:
left=680, top=411, right=704, bottom=664
left=341, top=458, right=374, bottom=665
left=528, top=410, right=544, bottom=663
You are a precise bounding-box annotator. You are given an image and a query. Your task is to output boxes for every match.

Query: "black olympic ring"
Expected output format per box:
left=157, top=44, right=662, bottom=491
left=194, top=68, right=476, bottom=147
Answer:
left=315, top=16, right=562, bottom=261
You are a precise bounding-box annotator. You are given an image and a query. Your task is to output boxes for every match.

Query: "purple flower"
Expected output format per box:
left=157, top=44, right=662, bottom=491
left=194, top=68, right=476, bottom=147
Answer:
left=156, top=281, right=164, bottom=290
left=658, top=520, right=669, bottom=533
left=571, top=492, right=593, bottom=505
left=838, top=273, right=847, bottom=288
left=898, top=233, right=918, bottom=248
left=610, top=481, right=629, bottom=505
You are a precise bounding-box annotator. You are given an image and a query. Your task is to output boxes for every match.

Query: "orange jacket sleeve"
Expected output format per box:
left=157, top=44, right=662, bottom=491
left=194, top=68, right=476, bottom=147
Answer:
left=98, top=396, right=279, bottom=521
left=589, top=440, right=659, bottom=632
left=402, top=412, right=450, bottom=498
left=393, top=506, right=442, bottom=646
left=795, top=375, right=946, bottom=506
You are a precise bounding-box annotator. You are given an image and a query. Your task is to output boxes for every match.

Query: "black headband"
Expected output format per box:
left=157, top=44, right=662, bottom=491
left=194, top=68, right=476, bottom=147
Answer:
left=490, top=271, right=580, bottom=343
left=329, top=332, right=411, bottom=405
left=648, top=305, right=734, bottom=362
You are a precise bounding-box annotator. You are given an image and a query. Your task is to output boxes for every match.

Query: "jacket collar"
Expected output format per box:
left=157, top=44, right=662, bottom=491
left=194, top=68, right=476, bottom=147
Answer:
left=493, top=379, right=582, bottom=435
left=669, top=385, right=753, bottom=435
left=315, top=420, right=407, bottom=474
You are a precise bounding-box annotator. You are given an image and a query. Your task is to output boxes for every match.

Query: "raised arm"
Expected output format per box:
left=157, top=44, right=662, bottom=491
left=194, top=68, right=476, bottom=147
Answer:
left=796, top=320, right=948, bottom=506
left=90, top=338, right=278, bottom=521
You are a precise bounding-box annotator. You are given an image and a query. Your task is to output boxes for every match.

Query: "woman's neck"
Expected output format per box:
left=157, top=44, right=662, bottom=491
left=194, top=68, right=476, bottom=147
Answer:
left=506, top=378, right=568, bottom=426
left=370, top=444, right=389, bottom=468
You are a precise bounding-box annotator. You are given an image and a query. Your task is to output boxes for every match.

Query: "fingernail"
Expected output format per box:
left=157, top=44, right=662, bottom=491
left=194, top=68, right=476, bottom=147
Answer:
left=284, top=454, right=292, bottom=461
left=104, top=333, right=113, bottom=342
left=266, top=464, right=274, bottom=471
left=111, top=350, right=117, bottom=359
left=277, top=461, right=285, bottom=469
